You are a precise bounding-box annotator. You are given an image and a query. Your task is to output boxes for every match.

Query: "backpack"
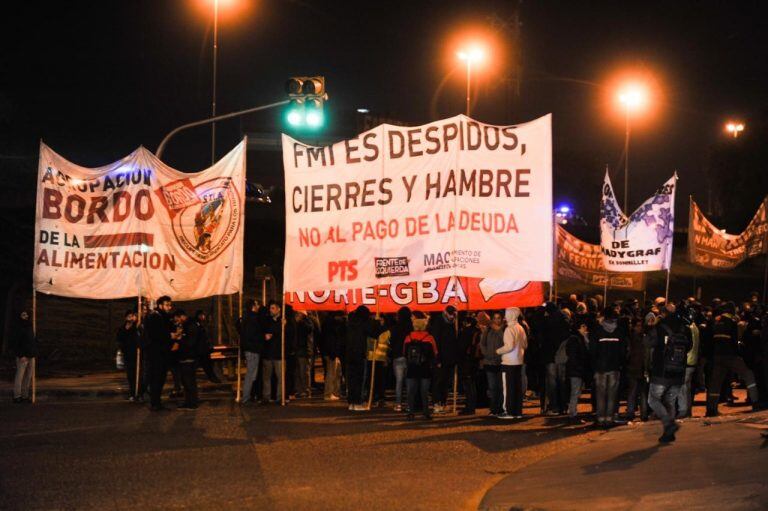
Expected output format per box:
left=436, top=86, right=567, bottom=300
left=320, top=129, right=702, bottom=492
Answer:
left=406, top=341, right=427, bottom=366
left=660, top=325, right=689, bottom=375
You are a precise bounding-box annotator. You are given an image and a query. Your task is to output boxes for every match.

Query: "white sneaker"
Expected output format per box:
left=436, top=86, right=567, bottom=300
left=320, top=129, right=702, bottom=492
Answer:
left=433, top=404, right=445, bottom=414
left=352, top=404, right=368, bottom=411
left=497, top=413, right=515, bottom=420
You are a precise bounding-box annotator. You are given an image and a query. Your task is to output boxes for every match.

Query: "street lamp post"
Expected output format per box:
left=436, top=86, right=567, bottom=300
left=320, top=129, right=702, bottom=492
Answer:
left=617, top=84, right=647, bottom=211
left=211, top=0, right=219, bottom=165
left=457, top=47, right=484, bottom=116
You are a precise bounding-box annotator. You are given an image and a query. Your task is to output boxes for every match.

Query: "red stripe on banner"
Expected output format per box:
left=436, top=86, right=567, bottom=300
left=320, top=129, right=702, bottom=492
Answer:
left=84, top=233, right=154, bottom=248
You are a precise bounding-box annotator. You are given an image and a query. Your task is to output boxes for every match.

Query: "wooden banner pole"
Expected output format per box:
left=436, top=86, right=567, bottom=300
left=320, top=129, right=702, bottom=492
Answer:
left=665, top=268, right=671, bottom=303
left=236, top=291, right=243, bottom=402
left=367, top=292, right=381, bottom=411
left=135, top=294, right=143, bottom=399
left=280, top=299, right=286, bottom=406
left=31, top=287, right=37, bottom=404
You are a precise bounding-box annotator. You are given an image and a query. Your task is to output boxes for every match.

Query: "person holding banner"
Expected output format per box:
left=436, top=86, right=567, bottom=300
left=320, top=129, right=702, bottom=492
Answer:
left=429, top=306, right=459, bottom=415
left=116, top=309, right=141, bottom=402
left=345, top=306, right=378, bottom=412
left=10, top=310, right=37, bottom=404
left=146, top=296, right=176, bottom=411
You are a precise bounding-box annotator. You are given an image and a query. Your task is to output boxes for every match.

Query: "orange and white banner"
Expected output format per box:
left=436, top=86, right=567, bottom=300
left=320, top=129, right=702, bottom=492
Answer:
left=556, top=225, right=645, bottom=291
left=286, top=278, right=544, bottom=313
left=34, top=141, right=245, bottom=300
left=282, top=114, right=553, bottom=293
left=688, top=197, right=768, bottom=269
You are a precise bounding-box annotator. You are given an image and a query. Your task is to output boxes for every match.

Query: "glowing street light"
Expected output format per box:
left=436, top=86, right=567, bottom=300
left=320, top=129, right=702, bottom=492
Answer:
left=616, top=82, right=649, bottom=211
left=725, top=121, right=745, bottom=138
left=457, top=45, right=485, bottom=116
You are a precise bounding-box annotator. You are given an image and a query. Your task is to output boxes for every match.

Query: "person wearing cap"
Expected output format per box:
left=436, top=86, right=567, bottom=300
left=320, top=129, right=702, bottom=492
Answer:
left=590, top=307, right=627, bottom=427
left=428, top=305, right=459, bottom=414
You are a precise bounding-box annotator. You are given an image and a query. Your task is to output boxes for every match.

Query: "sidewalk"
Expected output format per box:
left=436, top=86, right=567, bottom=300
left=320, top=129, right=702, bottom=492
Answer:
left=0, top=370, right=233, bottom=400
left=479, top=411, right=768, bottom=510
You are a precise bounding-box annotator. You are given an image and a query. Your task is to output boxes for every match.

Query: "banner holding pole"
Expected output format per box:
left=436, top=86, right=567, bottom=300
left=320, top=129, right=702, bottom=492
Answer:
left=600, top=172, right=677, bottom=272
left=33, top=140, right=246, bottom=300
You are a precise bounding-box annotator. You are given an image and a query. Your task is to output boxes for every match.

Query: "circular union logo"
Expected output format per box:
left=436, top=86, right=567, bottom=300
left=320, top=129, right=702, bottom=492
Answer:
left=171, top=177, right=241, bottom=264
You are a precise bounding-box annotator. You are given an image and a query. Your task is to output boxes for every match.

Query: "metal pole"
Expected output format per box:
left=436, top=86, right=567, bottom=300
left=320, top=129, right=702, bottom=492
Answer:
left=155, top=100, right=288, bottom=160
left=603, top=271, right=609, bottom=305
left=31, top=287, right=36, bottom=404
left=466, top=61, right=471, bottom=117
left=211, top=0, right=218, bottom=165
left=261, top=278, right=267, bottom=306
left=624, top=107, right=630, bottom=211
left=135, top=294, right=142, bottom=399
left=280, top=300, right=286, bottom=406
left=453, top=313, right=459, bottom=415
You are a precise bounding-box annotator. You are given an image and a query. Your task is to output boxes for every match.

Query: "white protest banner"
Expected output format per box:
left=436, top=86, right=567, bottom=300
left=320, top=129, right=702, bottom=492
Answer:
left=34, top=140, right=245, bottom=300
left=282, top=114, right=552, bottom=293
left=600, top=172, right=676, bottom=272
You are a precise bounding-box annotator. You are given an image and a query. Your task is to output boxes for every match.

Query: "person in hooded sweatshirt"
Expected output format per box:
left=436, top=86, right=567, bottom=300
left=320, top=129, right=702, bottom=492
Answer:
left=480, top=311, right=506, bottom=416
left=590, top=307, right=626, bottom=427
left=496, top=308, right=527, bottom=419
left=389, top=307, right=413, bottom=412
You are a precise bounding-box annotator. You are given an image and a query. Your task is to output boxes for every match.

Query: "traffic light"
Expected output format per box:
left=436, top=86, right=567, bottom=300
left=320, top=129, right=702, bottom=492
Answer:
left=284, top=76, right=327, bottom=130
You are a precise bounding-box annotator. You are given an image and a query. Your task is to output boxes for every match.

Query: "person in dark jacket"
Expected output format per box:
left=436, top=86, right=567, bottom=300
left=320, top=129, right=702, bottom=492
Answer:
left=175, top=310, right=199, bottom=409
left=146, top=296, right=175, bottom=411
left=404, top=311, right=439, bottom=420
left=195, top=310, right=220, bottom=383
left=240, top=300, right=264, bottom=404
left=565, top=319, right=591, bottom=419
left=706, top=302, right=760, bottom=416
left=480, top=311, right=505, bottom=416
left=428, top=305, right=458, bottom=414
left=320, top=312, right=345, bottom=400
left=261, top=300, right=284, bottom=403
left=116, top=309, right=141, bottom=401
left=293, top=310, right=315, bottom=398
left=625, top=317, right=649, bottom=420
left=346, top=306, right=378, bottom=411
left=389, top=307, right=413, bottom=411
left=648, top=304, right=692, bottom=442
left=541, top=302, right=570, bottom=414
left=10, top=311, right=37, bottom=403
left=457, top=314, right=481, bottom=415
left=590, top=307, right=627, bottom=427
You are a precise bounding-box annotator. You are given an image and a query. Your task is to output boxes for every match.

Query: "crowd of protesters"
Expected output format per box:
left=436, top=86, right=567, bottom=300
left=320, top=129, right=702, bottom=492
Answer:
left=8, top=290, right=768, bottom=442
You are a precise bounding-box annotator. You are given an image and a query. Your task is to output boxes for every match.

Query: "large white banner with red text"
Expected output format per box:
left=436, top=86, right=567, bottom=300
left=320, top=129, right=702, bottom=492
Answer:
left=34, top=141, right=245, bottom=300
left=282, top=114, right=552, bottom=293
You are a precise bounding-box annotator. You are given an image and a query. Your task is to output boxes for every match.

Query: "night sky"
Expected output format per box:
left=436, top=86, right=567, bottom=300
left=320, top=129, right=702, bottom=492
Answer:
left=2, top=0, right=767, bottom=223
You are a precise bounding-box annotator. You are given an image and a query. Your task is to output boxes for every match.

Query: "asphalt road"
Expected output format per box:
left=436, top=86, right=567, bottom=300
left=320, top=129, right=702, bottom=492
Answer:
left=0, top=396, right=598, bottom=511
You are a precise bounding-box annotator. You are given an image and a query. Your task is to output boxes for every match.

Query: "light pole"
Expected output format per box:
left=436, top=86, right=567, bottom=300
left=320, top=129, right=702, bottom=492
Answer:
left=211, top=0, right=219, bottom=165
left=617, top=84, right=648, bottom=211
left=457, top=46, right=484, bottom=116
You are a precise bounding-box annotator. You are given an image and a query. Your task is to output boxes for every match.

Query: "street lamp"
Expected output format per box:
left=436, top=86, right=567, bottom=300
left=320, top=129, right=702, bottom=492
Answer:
left=725, top=121, right=745, bottom=138
left=617, top=83, right=648, bottom=211
left=457, top=45, right=485, bottom=116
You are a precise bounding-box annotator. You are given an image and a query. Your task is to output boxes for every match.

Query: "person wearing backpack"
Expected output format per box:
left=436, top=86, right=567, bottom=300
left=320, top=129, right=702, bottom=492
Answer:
left=403, top=311, right=439, bottom=420
left=648, top=304, right=693, bottom=443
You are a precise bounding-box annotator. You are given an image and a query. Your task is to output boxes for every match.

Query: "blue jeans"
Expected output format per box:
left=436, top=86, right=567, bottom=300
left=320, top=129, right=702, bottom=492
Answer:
left=648, top=382, right=681, bottom=428
left=407, top=378, right=431, bottom=415
left=593, top=371, right=620, bottom=423
left=568, top=377, right=583, bottom=417
left=485, top=365, right=502, bottom=414
left=393, top=357, right=407, bottom=405
left=676, top=367, right=696, bottom=418
left=241, top=351, right=260, bottom=403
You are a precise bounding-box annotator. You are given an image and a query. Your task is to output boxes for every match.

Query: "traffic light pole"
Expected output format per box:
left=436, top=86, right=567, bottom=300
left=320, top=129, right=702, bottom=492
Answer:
left=156, top=100, right=289, bottom=160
